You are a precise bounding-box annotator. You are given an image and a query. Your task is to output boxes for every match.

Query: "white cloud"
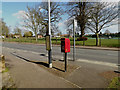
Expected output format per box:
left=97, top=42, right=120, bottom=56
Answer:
left=12, top=10, right=27, bottom=19
left=104, top=24, right=118, bottom=33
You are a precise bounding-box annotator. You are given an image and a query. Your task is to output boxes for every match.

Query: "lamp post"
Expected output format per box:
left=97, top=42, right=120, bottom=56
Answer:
left=48, top=0, right=52, bottom=68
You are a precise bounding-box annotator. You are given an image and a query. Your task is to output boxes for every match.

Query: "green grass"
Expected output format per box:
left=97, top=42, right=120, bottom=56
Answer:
left=108, top=77, right=120, bottom=89
left=4, top=37, right=119, bottom=48
left=2, top=67, right=9, bottom=73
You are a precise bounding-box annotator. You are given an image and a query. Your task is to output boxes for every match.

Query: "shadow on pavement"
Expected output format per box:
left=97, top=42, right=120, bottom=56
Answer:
left=11, top=52, right=65, bottom=72
left=52, top=66, right=65, bottom=72
left=34, top=62, right=49, bottom=67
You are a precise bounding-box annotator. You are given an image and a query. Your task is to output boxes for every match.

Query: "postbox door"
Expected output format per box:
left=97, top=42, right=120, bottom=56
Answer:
left=65, top=38, right=70, bottom=53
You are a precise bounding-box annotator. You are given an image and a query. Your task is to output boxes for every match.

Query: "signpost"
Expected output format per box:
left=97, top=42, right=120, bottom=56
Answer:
left=65, top=17, right=77, bottom=61
left=73, top=19, right=77, bottom=61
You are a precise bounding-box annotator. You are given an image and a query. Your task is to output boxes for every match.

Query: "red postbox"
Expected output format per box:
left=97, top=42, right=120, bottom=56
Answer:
left=61, top=38, right=70, bottom=53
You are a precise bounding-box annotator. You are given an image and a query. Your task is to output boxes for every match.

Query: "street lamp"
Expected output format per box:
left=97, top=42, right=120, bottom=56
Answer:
left=48, top=0, right=52, bottom=68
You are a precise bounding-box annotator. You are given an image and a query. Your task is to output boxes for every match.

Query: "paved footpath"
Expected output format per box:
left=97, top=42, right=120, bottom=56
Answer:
left=4, top=52, right=79, bottom=88
left=0, top=61, right=2, bottom=88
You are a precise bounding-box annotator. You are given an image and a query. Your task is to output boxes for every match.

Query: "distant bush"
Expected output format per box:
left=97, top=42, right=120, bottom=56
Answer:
left=77, top=37, right=88, bottom=41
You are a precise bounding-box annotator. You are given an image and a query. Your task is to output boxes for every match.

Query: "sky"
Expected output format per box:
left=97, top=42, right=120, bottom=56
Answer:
left=0, top=0, right=120, bottom=35
left=1, top=0, right=120, bottom=2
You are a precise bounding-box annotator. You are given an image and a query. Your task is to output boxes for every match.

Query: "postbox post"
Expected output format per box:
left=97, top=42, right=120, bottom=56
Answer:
left=65, top=53, right=67, bottom=72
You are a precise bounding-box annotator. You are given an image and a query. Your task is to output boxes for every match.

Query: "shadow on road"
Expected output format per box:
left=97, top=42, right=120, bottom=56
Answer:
left=40, top=54, right=46, bottom=57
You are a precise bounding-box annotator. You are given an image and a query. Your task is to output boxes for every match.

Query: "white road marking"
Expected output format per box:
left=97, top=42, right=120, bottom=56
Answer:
left=107, top=54, right=118, bottom=56
left=77, top=59, right=117, bottom=67
left=3, top=47, right=40, bottom=55
left=59, top=77, right=81, bottom=88
left=31, top=52, right=40, bottom=54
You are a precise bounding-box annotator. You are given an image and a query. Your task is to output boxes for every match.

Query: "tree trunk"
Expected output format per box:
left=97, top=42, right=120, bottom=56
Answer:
left=56, top=37, right=57, bottom=45
left=96, top=33, right=99, bottom=46
left=83, top=41, right=85, bottom=46
left=36, top=35, right=38, bottom=42
left=81, top=29, right=84, bottom=37
left=46, top=24, right=49, bottom=36
left=80, top=26, right=84, bottom=37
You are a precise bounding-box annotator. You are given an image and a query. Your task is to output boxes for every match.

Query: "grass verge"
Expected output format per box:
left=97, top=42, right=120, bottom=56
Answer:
left=4, top=37, right=119, bottom=48
left=108, top=77, right=120, bottom=89
left=2, top=67, right=9, bottom=73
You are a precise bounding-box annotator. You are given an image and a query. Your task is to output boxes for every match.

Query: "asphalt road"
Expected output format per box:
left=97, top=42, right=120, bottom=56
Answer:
left=2, top=42, right=118, bottom=64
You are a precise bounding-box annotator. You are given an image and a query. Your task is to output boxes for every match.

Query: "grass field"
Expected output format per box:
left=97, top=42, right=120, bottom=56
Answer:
left=3, top=37, right=119, bottom=48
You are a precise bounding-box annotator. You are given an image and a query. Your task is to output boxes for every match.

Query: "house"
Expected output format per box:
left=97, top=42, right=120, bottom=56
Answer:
left=37, top=34, right=43, bottom=38
left=14, top=34, right=20, bottom=38
left=0, top=35, right=5, bottom=39
left=60, top=34, right=72, bottom=37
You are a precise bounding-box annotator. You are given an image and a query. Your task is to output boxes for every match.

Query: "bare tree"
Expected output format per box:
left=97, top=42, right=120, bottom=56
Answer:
left=23, top=6, right=43, bottom=42
left=23, top=2, right=63, bottom=41
left=14, top=26, right=22, bottom=36
left=67, top=28, right=73, bottom=37
left=39, top=2, right=64, bottom=35
left=0, top=19, right=9, bottom=37
left=38, top=26, right=46, bottom=36
left=87, top=2, right=119, bottom=46
left=51, top=23, right=59, bottom=35
left=66, top=1, right=93, bottom=37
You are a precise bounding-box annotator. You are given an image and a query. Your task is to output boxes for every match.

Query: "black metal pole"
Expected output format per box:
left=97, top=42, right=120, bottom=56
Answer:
left=65, top=53, right=67, bottom=72
left=48, top=49, right=52, bottom=67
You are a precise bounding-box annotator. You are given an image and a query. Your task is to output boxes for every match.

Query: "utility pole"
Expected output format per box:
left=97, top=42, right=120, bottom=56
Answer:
left=73, top=19, right=77, bottom=61
left=48, top=0, right=52, bottom=68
